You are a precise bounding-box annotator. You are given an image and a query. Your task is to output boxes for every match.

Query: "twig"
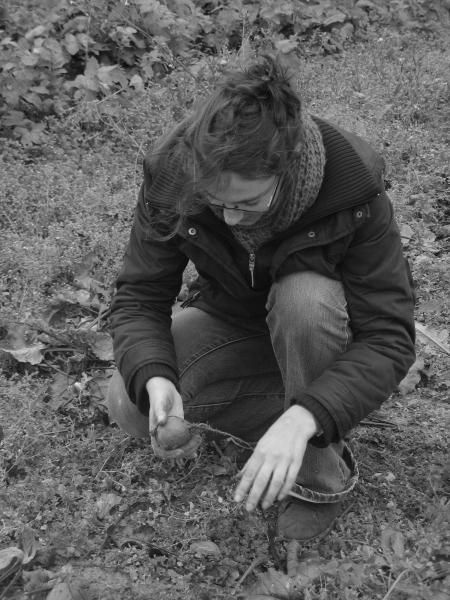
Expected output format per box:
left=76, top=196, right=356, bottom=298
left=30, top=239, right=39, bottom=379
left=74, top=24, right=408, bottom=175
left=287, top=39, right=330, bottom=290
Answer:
left=233, top=555, right=266, bottom=590
left=94, top=437, right=130, bottom=478
left=0, top=567, right=22, bottom=600
left=338, top=500, right=356, bottom=521
left=381, top=568, right=411, bottom=600
left=24, top=583, right=56, bottom=596
left=286, top=539, right=301, bottom=577
left=359, top=416, right=398, bottom=429
left=41, top=361, right=72, bottom=376
left=174, top=451, right=203, bottom=484
left=415, top=321, right=450, bottom=355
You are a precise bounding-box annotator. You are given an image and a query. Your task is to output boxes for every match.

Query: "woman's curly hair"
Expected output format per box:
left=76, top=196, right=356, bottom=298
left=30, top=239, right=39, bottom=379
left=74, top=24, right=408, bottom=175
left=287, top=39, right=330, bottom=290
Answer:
left=144, top=54, right=305, bottom=236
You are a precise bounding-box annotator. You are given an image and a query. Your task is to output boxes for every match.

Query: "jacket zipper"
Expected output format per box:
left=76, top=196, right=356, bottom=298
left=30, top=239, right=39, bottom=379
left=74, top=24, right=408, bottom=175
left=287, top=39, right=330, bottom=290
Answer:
left=248, top=251, right=256, bottom=288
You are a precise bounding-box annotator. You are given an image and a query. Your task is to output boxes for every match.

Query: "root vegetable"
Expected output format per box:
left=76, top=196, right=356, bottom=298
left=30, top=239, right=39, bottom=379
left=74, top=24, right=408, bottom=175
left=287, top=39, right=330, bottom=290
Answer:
left=154, top=416, right=192, bottom=450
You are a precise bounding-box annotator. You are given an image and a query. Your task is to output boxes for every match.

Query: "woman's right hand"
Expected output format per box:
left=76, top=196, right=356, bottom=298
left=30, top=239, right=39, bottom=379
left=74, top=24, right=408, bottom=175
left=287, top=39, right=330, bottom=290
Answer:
left=146, top=377, right=200, bottom=458
left=146, top=376, right=184, bottom=431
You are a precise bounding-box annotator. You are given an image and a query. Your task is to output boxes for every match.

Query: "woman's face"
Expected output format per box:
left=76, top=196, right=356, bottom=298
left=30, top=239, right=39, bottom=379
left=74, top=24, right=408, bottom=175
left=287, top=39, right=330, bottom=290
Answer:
left=204, top=172, right=279, bottom=226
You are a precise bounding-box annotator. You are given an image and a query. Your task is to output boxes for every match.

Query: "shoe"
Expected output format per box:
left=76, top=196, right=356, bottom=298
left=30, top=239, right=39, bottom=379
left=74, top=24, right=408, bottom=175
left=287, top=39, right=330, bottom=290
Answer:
left=277, top=498, right=341, bottom=541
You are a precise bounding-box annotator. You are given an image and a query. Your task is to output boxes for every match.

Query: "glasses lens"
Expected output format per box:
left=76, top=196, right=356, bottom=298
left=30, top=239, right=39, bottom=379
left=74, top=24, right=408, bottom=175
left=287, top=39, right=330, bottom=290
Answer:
left=207, top=177, right=279, bottom=213
left=209, top=200, right=265, bottom=213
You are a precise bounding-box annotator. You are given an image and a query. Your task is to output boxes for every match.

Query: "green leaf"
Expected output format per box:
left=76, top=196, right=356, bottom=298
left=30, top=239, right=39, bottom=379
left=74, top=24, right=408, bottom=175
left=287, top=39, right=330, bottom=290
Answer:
left=21, top=52, right=39, bottom=67
left=63, top=33, right=80, bottom=55
left=25, top=25, right=47, bottom=40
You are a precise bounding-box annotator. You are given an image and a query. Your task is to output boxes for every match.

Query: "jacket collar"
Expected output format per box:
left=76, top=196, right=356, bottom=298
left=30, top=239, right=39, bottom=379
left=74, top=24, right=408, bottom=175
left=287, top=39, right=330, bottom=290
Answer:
left=299, top=117, right=383, bottom=225
left=182, top=117, right=383, bottom=237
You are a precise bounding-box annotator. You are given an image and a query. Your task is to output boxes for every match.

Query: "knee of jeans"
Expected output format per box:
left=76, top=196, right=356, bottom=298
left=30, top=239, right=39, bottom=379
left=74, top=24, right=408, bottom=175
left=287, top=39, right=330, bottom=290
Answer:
left=266, top=271, right=348, bottom=328
left=107, top=370, right=127, bottom=407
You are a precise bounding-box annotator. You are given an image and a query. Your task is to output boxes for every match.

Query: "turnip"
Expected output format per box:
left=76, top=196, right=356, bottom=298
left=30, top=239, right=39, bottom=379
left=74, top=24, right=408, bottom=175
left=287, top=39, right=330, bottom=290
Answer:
left=154, top=416, right=192, bottom=450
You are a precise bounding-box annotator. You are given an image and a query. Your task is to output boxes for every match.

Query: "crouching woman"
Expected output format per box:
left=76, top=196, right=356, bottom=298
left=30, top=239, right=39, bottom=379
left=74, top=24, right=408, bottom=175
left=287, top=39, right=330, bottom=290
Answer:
left=107, top=55, right=415, bottom=542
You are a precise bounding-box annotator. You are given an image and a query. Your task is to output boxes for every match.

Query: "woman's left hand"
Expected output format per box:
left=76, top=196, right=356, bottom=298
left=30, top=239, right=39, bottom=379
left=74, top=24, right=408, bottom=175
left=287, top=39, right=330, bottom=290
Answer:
left=233, top=405, right=319, bottom=511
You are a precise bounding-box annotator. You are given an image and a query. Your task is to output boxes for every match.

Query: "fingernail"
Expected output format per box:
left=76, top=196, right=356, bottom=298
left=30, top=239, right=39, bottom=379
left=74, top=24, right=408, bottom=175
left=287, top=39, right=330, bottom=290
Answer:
left=234, top=493, right=242, bottom=502
left=246, top=502, right=255, bottom=512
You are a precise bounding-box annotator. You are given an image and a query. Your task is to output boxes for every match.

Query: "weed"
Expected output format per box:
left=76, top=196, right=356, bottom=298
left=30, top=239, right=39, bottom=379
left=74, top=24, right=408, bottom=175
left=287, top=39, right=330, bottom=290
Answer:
left=0, top=14, right=449, bottom=600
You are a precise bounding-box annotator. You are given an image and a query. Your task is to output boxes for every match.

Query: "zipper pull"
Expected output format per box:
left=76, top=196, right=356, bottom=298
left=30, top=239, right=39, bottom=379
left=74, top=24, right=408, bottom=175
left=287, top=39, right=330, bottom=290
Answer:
left=248, top=251, right=256, bottom=288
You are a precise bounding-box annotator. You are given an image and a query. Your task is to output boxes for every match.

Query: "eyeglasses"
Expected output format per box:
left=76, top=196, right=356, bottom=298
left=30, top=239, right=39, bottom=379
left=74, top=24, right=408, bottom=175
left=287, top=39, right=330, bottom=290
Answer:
left=206, top=176, right=281, bottom=214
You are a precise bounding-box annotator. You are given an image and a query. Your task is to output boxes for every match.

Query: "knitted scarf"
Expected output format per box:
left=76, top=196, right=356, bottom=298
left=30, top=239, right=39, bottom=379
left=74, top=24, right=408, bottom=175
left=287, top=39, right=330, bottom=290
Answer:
left=215, top=114, right=326, bottom=253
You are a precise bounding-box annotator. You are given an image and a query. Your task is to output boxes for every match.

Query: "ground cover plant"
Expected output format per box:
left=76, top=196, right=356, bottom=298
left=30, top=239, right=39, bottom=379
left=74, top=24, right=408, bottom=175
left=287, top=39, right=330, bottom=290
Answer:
left=0, top=1, right=449, bottom=598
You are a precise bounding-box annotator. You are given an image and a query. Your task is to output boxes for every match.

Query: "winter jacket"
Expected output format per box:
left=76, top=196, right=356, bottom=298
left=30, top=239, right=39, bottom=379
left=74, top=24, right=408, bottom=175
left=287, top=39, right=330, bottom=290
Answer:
left=110, top=117, right=416, bottom=446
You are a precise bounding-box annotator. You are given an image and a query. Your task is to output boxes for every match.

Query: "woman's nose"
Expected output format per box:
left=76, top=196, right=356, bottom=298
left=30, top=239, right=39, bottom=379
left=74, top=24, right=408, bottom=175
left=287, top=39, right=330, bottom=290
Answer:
left=223, top=208, right=244, bottom=225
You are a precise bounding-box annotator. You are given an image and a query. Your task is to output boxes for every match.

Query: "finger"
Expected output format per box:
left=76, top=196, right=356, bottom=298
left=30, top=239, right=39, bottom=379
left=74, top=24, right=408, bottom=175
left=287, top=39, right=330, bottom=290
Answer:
left=155, top=404, right=170, bottom=426
left=245, top=463, right=276, bottom=512
left=260, top=461, right=289, bottom=510
left=277, top=457, right=304, bottom=501
left=234, top=457, right=263, bottom=503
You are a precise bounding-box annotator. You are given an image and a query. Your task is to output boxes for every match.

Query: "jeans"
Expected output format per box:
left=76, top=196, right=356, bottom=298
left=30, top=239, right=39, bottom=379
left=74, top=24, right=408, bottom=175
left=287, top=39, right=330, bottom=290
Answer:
left=108, top=271, right=356, bottom=500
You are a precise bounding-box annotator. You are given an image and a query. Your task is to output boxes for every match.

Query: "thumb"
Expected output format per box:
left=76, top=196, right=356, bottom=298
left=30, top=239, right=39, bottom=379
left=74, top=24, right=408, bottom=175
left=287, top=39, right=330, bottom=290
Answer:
left=151, top=395, right=172, bottom=427
left=156, top=409, right=168, bottom=426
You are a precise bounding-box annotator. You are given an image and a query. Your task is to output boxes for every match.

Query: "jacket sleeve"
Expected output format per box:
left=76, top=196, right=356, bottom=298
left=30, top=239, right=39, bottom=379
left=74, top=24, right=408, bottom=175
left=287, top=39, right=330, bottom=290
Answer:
left=110, top=165, right=188, bottom=415
left=297, top=191, right=416, bottom=445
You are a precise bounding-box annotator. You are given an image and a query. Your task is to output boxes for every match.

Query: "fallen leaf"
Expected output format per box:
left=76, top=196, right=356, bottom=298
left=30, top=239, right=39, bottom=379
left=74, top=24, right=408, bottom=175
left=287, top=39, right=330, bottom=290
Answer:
left=46, top=581, right=85, bottom=600
left=55, top=288, right=93, bottom=308
left=400, top=223, right=414, bottom=246
left=95, top=493, right=122, bottom=519
left=245, top=567, right=303, bottom=599
left=20, top=525, right=39, bottom=564
left=0, top=323, right=45, bottom=364
left=72, top=250, right=98, bottom=291
left=23, top=568, right=55, bottom=593
left=0, top=547, right=24, bottom=584
left=87, top=331, right=114, bottom=361
left=87, top=369, right=114, bottom=405
left=189, top=540, right=221, bottom=556
left=47, top=373, right=75, bottom=410
left=323, top=10, right=347, bottom=26
left=294, top=550, right=323, bottom=581
left=8, top=343, right=46, bottom=364
left=381, top=528, right=405, bottom=562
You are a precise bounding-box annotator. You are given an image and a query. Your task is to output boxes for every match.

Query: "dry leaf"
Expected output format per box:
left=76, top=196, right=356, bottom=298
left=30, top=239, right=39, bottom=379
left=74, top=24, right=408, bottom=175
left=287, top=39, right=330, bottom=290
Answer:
left=23, top=568, right=55, bottom=593
left=381, top=528, right=405, bottom=561
left=87, top=370, right=114, bottom=404
left=0, top=323, right=45, bottom=364
left=0, top=547, right=24, bottom=584
left=48, top=373, right=74, bottom=410
left=55, top=288, right=92, bottom=308
left=87, top=331, right=114, bottom=361
left=95, top=493, right=122, bottom=519
left=294, top=551, right=323, bottom=582
left=7, top=343, right=46, bottom=364
left=189, top=540, right=221, bottom=556
left=245, top=567, right=303, bottom=599
left=400, top=223, right=414, bottom=247
left=46, top=581, right=85, bottom=600
left=20, top=525, right=39, bottom=564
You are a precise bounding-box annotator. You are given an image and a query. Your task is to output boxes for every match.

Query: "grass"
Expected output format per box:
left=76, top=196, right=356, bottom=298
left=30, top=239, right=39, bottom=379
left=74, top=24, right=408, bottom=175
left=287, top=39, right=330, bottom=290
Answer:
left=1, top=26, right=449, bottom=600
